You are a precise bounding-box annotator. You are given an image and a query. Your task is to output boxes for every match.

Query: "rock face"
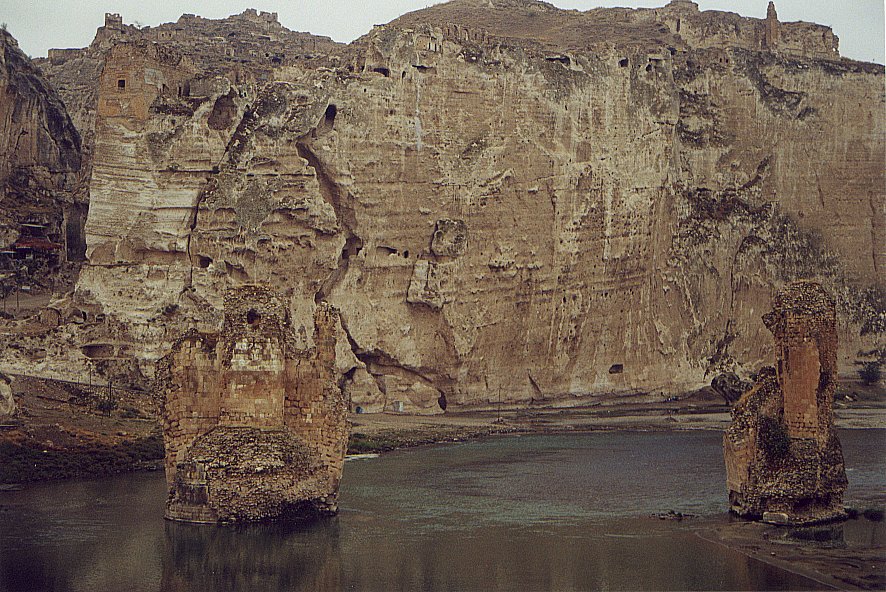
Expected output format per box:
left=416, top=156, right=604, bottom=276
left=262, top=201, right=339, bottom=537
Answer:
left=156, top=285, right=348, bottom=523
left=0, top=29, right=83, bottom=290
left=18, top=1, right=885, bottom=410
left=724, top=281, right=846, bottom=525
left=0, top=372, right=15, bottom=417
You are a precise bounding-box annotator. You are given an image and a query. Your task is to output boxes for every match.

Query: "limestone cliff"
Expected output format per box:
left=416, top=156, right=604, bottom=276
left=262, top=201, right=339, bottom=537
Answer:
left=20, top=2, right=886, bottom=411
left=0, top=29, right=83, bottom=291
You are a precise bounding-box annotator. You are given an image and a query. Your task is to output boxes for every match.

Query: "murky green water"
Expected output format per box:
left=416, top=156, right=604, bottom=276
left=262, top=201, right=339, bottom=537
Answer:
left=1, top=429, right=883, bottom=591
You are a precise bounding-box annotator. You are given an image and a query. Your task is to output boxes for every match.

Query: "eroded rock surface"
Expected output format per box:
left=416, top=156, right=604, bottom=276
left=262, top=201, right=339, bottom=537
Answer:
left=156, top=285, right=348, bottom=523
left=724, top=281, right=847, bottom=525
left=2, top=1, right=882, bottom=412
left=0, top=372, right=15, bottom=416
left=0, top=29, right=83, bottom=291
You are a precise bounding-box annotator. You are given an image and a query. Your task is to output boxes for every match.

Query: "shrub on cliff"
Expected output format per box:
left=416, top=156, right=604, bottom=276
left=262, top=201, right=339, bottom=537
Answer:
left=96, top=397, right=117, bottom=416
left=858, top=362, right=881, bottom=385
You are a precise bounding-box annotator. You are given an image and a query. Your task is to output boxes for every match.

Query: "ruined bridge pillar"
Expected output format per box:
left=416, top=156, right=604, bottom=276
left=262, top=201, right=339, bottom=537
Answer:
left=156, top=285, right=349, bottom=523
left=724, top=281, right=847, bottom=525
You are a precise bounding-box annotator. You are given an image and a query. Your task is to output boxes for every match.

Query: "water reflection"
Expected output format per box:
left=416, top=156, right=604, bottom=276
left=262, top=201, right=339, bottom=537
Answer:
left=330, top=517, right=829, bottom=591
left=160, top=520, right=342, bottom=592
left=785, top=516, right=886, bottom=548
left=155, top=515, right=831, bottom=591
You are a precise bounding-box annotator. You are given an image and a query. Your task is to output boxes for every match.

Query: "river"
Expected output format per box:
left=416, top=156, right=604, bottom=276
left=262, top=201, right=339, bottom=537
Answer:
left=1, top=429, right=883, bottom=591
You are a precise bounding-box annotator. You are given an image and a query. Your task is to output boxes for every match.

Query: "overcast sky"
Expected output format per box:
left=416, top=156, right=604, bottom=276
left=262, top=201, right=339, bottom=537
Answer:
left=2, top=0, right=883, bottom=64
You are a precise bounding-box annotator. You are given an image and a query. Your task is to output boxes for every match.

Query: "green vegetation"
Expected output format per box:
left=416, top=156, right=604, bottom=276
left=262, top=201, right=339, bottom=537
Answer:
left=96, top=397, right=118, bottom=416
left=758, top=415, right=790, bottom=459
left=0, top=434, right=164, bottom=483
left=858, top=361, right=882, bottom=385
left=348, top=432, right=412, bottom=454
left=347, top=431, right=440, bottom=454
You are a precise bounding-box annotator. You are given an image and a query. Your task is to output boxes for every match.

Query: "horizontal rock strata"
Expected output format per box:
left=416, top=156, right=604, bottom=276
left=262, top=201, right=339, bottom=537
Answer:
left=2, top=1, right=881, bottom=412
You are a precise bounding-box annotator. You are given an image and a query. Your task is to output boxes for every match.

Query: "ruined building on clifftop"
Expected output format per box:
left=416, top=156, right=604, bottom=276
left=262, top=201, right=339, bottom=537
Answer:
left=724, top=281, right=847, bottom=525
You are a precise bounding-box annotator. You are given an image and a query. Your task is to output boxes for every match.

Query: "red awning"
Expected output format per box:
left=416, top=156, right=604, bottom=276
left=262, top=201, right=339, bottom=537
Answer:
left=13, top=238, right=62, bottom=251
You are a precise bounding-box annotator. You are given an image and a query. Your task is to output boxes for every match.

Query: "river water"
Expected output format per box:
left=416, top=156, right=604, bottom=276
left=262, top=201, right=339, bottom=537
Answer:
left=0, top=429, right=883, bottom=591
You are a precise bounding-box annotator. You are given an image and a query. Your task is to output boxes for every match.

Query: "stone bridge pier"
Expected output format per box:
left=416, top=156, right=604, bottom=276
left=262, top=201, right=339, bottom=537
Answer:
left=724, top=281, right=847, bottom=525
left=156, top=285, right=348, bottom=523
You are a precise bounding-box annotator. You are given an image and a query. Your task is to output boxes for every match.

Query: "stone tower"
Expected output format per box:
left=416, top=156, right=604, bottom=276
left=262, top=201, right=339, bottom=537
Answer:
left=724, top=281, right=847, bottom=524
left=157, top=285, right=349, bottom=523
left=764, top=1, right=780, bottom=49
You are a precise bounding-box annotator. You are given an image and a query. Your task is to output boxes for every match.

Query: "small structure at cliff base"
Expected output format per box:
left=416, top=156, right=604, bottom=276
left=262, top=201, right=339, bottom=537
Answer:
left=156, top=286, right=349, bottom=523
left=0, top=372, right=15, bottom=417
left=724, top=281, right=847, bottom=525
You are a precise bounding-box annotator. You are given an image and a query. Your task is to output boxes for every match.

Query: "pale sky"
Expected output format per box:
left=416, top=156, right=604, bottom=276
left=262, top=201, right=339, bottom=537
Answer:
left=1, top=0, right=884, bottom=64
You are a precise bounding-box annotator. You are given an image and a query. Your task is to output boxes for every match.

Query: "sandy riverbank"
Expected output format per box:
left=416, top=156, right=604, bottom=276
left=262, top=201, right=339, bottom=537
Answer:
left=697, top=513, right=886, bottom=591
left=347, top=402, right=886, bottom=453
left=2, top=371, right=883, bottom=483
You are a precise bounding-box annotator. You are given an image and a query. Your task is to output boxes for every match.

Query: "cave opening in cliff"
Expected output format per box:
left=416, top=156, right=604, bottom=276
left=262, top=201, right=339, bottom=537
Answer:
left=117, top=79, right=125, bottom=89
left=609, top=364, right=624, bottom=374
left=246, top=309, right=261, bottom=326
left=320, top=104, right=337, bottom=133
left=618, top=58, right=628, bottom=67
left=208, top=92, right=237, bottom=130
left=342, top=236, right=362, bottom=260
left=198, top=255, right=212, bottom=268
left=372, top=67, right=391, bottom=77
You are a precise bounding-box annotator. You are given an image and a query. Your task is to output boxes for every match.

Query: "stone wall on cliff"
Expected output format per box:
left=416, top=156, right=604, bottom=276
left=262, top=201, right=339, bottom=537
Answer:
left=36, top=10, right=345, bottom=184
left=15, top=1, right=885, bottom=411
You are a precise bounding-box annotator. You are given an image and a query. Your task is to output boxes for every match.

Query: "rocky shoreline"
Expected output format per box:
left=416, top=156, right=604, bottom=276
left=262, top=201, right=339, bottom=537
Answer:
left=347, top=402, right=886, bottom=454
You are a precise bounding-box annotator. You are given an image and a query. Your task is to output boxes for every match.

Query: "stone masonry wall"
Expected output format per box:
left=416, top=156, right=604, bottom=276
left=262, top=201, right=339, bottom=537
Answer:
left=724, top=281, right=846, bottom=525
left=284, top=304, right=348, bottom=478
left=157, top=285, right=348, bottom=523
left=764, top=284, right=839, bottom=442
